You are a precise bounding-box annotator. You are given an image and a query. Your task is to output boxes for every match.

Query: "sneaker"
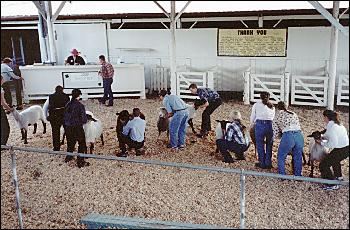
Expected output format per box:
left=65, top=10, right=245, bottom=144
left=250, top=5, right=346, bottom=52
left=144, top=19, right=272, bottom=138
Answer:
left=336, top=177, right=344, bottom=181
left=166, top=144, right=177, bottom=149
left=255, top=162, right=263, bottom=168
left=196, top=130, right=209, bottom=138
left=106, top=104, right=113, bottom=107
left=178, top=145, right=185, bottom=150
left=223, top=159, right=235, bottom=163
left=322, top=185, right=340, bottom=191
left=77, top=161, right=90, bottom=168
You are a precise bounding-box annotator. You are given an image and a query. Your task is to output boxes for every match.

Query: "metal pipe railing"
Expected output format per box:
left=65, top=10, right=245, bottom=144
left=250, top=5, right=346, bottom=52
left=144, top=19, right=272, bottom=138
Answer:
left=1, top=144, right=349, bottom=229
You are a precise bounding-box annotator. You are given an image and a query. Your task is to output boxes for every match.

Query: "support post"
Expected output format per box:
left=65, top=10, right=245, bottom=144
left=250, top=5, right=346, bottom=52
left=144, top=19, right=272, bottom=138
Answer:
left=44, top=1, right=57, bottom=63
left=327, top=1, right=340, bottom=110
left=239, top=169, right=246, bottom=229
left=243, top=70, right=250, bottom=105
left=170, top=1, right=177, bottom=95
left=37, top=13, right=48, bottom=62
left=10, top=147, right=24, bottom=229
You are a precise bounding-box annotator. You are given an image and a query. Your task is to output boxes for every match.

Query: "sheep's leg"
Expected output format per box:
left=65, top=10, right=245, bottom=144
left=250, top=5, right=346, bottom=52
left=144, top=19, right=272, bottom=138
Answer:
left=42, top=120, right=46, bottom=134
left=188, top=119, right=196, bottom=134
left=24, top=130, right=28, bottom=144
left=21, top=129, right=25, bottom=140
left=33, top=123, right=37, bottom=134
left=309, top=161, right=314, bottom=178
left=90, top=143, right=94, bottom=155
left=61, top=132, right=66, bottom=145
left=302, top=152, right=307, bottom=165
left=100, top=134, right=105, bottom=145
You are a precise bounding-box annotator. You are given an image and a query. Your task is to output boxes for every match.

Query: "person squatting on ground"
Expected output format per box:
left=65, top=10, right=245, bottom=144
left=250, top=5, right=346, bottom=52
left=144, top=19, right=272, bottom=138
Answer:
left=117, top=108, right=146, bottom=157
left=1, top=75, right=14, bottom=147
left=1, top=57, right=24, bottom=108
left=272, top=101, right=304, bottom=176
left=188, top=83, right=222, bottom=138
left=63, top=88, right=90, bottom=168
left=159, top=90, right=189, bottom=150
left=250, top=91, right=275, bottom=169
left=47, top=85, right=70, bottom=151
left=98, top=55, right=115, bottom=107
left=216, top=110, right=250, bottom=163
left=318, top=110, right=349, bottom=191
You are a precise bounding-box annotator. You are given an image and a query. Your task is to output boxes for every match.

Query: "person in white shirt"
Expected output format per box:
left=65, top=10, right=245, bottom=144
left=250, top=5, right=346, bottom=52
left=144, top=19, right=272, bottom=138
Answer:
left=317, top=110, right=349, bottom=191
left=117, top=108, right=146, bottom=157
left=1, top=57, right=24, bottom=107
left=250, top=91, right=275, bottom=169
left=273, top=101, right=304, bottom=176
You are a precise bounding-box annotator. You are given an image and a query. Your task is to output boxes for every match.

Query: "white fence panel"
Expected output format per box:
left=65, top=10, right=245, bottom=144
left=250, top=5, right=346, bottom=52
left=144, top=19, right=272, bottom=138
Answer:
left=337, top=75, right=349, bottom=106
left=249, top=74, right=285, bottom=104
left=176, top=72, right=214, bottom=99
left=291, top=75, right=328, bottom=107
left=150, top=66, right=169, bottom=92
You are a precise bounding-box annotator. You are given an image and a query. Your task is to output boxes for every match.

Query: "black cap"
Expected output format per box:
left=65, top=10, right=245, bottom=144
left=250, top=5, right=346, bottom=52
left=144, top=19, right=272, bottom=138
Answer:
left=307, top=131, right=322, bottom=139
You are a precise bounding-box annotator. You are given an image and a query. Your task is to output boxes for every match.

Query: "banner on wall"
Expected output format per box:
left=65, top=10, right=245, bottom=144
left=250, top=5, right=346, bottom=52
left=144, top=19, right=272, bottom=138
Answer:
left=217, top=29, right=287, bottom=57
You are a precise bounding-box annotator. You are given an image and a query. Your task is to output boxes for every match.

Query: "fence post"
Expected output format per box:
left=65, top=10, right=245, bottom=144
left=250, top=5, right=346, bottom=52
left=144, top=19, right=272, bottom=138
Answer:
left=10, top=147, right=24, bottom=229
left=239, top=169, right=246, bottom=229
left=284, top=72, right=290, bottom=106
left=243, top=71, right=250, bottom=105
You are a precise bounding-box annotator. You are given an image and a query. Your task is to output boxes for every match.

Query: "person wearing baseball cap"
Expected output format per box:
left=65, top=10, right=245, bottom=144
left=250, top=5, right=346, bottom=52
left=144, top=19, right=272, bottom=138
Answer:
left=63, top=88, right=89, bottom=168
left=65, top=48, right=85, bottom=65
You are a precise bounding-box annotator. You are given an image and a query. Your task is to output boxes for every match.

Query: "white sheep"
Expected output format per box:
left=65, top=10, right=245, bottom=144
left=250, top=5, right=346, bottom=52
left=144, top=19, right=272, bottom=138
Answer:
left=11, top=105, right=47, bottom=144
left=186, top=103, right=197, bottom=134
left=308, top=132, right=329, bottom=177
left=83, top=111, right=104, bottom=154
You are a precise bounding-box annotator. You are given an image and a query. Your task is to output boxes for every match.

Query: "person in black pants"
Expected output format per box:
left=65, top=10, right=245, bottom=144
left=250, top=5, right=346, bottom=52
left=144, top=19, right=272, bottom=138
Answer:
left=1, top=75, right=13, bottom=147
left=12, top=58, right=24, bottom=110
left=189, top=83, right=222, bottom=138
left=47, top=85, right=70, bottom=151
left=63, top=88, right=89, bottom=168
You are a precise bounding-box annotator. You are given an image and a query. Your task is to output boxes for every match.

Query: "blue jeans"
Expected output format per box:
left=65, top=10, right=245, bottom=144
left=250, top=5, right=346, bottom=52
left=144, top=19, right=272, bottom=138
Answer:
left=102, top=78, right=113, bottom=105
left=255, top=120, right=273, bottom=168
left=277, top=130, right=304, bottom=176
left=216, top=139, right=250, bottom=162
left=169, top=110, right=189, bottom=148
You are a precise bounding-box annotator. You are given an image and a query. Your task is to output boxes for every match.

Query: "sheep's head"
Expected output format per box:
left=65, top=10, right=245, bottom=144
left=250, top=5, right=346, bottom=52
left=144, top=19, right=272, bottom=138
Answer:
left=11, top=107, right=21, bottom=120
left=158, top=107, right=167, bottom=118
left=307, top=131, right=322, bottom=140
left=116, top=110, right=130, bottom=122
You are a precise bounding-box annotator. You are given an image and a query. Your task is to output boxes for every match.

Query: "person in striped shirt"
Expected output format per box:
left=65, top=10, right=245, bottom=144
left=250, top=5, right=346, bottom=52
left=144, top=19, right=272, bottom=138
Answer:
left=98, top=55, right=115, bottom=107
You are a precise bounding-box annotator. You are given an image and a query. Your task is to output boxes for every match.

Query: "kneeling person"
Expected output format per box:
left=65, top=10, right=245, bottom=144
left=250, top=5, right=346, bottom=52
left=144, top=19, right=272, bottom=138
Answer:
left=118, top=108, right=146, bottom=157
left=216, top=111, right=250, bottom=163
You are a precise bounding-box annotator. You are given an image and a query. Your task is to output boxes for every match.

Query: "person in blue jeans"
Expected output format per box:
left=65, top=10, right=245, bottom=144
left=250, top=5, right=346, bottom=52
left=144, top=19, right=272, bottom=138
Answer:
left=98, top=55, right=114, bottom=106
left=273, top=101, right=304, bottom=176
left=159, top=90, right=189, bottom=149
left=250, top=91, right=275, bottom=169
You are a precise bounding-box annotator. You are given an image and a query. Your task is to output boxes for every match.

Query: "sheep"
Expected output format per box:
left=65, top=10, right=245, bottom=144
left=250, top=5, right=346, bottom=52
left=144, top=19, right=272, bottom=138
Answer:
left=307, top=131, right=329, bottom=177
left=11, top=105, right=47, bottom=144
left=157, top=107, right=169, bottom=138
left=186, top=103, right=197, bottom=134
left=215, top=120, right=231, bottom=153
left=83, top=111, right=104, bottom=154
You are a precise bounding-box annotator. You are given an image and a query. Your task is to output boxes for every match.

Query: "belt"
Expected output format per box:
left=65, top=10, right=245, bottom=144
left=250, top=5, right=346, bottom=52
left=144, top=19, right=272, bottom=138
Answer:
left=174, top=108, right=187, bottom=112
left=53, top=107, right=65, bottom=110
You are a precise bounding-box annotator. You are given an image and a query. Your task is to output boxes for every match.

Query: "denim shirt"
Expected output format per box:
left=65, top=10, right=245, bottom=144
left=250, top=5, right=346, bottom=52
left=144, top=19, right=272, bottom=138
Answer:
left=163, top=95, right=187, bottom=113
left=64, top=99, right=87, bottom=127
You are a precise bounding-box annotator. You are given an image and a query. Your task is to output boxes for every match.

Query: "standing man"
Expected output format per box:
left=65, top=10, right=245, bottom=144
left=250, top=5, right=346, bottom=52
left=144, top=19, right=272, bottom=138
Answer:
left=64, top=88, right=89, bottom=168
left=188, top=83, right=222, bottom=138
left=1, top=57, right=23, bottom=108
left=117, top=108, right=146, bottom=157
left=98, top=55, right=114, bottom=107
left=65, top=48, right=85, bottom=65
left=12, top=58, right=24, bottom=110
left=47, top=85, right=70, bottom=151
left=159, top=90, right=189, bottom=149
left=1, top=75, right=14, bottom=147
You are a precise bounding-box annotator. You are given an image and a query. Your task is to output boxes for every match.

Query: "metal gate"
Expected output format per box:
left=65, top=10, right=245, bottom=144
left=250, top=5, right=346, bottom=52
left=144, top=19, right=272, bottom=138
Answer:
left=337, top=74, right=349, bottom=106
left=249, top=74, right=285, bottom=104
left=176, top=71, right=214, bottom=99
left=291, top=75, right=329, bottom=107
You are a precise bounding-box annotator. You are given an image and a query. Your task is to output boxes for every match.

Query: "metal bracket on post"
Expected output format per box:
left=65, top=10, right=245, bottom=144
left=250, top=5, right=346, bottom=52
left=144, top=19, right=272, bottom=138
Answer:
left=239, top=169, right=246, bottom=229
left=10, top=146, right=24, bottom=229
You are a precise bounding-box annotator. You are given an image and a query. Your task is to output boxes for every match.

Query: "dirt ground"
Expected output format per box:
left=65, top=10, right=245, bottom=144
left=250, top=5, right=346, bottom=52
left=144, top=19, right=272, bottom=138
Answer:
left=1, top=98, right=349, bottom=229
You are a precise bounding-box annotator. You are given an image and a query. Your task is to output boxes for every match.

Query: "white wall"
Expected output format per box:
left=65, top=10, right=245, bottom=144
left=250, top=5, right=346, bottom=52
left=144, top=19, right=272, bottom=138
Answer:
left=56, top=24, right=349, bottom=91
left=55, top=23, right=108, bottom=65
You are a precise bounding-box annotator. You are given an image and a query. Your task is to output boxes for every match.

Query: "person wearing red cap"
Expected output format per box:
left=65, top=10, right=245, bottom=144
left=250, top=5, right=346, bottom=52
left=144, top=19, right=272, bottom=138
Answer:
left=65, top=49, right=85, bottom=65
